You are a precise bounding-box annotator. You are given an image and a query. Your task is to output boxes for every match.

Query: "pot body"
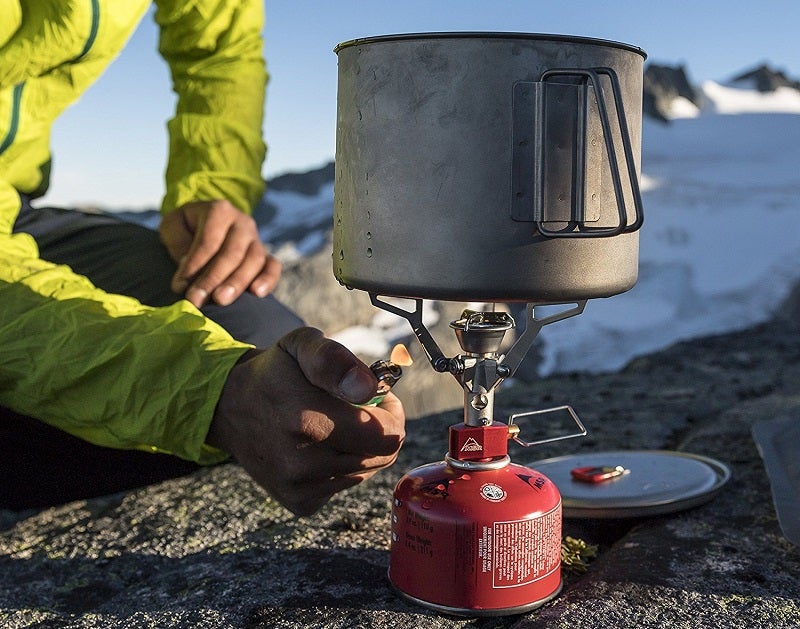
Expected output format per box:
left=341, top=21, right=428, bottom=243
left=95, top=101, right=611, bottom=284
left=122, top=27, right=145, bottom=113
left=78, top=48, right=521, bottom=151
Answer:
left=334, top=33, right=646, bottom=302
left=389, top=460, right=563, bottom=615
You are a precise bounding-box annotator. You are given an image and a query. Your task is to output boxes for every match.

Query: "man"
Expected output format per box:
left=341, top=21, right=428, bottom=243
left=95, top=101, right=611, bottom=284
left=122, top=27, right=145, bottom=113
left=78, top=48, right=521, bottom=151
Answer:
left=0, top=1, right=405, bottom=516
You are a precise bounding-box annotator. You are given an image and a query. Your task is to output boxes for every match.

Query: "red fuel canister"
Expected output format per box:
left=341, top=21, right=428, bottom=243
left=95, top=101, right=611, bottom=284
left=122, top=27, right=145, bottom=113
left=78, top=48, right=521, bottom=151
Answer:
left=389, top=423, right=563, bottom=615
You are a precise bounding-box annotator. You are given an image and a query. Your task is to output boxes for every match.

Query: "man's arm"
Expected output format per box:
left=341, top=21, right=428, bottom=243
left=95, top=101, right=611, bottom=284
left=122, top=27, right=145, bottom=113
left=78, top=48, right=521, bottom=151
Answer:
left=155, top=0, right=267, bottom=214
left=154, top=0, right=279, bottom=307
left=0, top=229, right=250, bottom=464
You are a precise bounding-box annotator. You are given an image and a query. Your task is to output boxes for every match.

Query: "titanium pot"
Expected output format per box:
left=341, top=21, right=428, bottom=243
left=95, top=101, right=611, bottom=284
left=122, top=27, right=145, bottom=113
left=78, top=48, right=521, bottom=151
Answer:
left=333, top=33, right=646, bottom=303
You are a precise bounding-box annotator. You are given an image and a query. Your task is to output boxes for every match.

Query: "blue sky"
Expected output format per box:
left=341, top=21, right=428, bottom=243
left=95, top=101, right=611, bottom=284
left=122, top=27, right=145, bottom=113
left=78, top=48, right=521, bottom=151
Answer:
left=42, top=0, right=799, bottom=209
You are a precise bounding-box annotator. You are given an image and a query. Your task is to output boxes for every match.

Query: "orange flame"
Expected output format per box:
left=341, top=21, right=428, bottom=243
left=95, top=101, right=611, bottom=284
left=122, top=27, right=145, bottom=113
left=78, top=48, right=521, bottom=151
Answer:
left=390, top=343, right=413, bottom=367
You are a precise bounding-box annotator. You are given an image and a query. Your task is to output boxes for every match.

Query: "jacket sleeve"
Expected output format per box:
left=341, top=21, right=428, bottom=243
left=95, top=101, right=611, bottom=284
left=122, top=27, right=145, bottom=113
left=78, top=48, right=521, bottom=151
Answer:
left=0, top=194, right=251, bottom=464
left=155, top=0, right=268, bottom=215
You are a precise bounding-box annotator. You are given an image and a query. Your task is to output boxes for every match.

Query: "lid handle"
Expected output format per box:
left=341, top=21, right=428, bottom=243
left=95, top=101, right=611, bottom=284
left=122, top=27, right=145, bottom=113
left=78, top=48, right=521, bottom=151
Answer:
left=508, top=404, right=588, bottom=448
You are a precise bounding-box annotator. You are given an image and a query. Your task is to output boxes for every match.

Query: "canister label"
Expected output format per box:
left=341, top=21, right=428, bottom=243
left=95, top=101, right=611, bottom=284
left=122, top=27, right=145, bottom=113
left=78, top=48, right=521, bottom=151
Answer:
left=486, top=504, right=561, bottom=588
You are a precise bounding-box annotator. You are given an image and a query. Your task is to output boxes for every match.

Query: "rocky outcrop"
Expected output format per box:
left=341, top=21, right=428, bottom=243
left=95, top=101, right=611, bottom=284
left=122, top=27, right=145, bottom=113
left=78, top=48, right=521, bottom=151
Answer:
left=2, top=283, right=799, bottom=628
left=642, top=63, right=701, bottom=122
left=266, top=161, right=336, bottom=196
left=642, top=61, right=800, bottom=122
left=730, top=63, right=800, bottom=92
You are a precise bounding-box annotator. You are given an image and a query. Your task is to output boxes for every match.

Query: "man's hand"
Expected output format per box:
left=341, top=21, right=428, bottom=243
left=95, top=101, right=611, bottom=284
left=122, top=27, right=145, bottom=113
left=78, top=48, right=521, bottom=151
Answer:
left=207, top=327, right=406, bottom=516
left=159, top=200, right=282, bottom=307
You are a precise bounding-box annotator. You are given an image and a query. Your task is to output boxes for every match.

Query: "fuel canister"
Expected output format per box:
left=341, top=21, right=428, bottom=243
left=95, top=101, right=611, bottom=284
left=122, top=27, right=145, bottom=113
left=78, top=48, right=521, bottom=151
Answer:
left=389, top=433, right=563, bottom=615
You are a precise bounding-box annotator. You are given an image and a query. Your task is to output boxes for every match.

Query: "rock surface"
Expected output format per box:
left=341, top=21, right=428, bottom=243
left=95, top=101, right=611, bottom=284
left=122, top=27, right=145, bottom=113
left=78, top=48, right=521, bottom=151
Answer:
left=2, top=298, right=799, bottom=628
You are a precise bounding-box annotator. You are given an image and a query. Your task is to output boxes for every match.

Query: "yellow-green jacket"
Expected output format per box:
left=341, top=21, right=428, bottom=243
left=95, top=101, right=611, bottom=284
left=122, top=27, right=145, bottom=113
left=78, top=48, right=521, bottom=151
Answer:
left=0, top=0, right=269, bottom=463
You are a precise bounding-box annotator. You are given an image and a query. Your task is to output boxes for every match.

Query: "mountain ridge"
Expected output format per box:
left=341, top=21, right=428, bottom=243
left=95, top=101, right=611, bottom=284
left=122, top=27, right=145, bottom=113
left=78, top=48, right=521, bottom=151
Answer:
left=643, top=61, right=800, bottom=122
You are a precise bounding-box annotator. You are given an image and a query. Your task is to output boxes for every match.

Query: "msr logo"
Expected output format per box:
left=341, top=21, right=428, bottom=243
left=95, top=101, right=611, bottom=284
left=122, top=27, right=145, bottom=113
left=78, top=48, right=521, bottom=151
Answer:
left=461, top=437, right=483, bottom=452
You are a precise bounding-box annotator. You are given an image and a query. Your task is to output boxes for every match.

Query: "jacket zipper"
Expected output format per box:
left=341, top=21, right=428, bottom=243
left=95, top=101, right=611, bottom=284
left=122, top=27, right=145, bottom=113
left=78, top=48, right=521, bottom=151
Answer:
left=73, top=0, right=100, bottom=62
left=0, top=83, right=24, bottom=157
left=0, top=0, right=100, bottom=157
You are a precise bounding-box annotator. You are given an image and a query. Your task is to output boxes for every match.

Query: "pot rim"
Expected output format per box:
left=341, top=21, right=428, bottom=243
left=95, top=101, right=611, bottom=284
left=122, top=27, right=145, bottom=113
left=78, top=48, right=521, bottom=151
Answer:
left=334, top=31, right=647, bottom=59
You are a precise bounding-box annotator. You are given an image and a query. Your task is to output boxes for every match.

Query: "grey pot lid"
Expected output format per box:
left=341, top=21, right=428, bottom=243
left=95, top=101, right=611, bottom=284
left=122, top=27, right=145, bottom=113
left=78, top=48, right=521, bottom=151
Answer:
left=524, top=450, right=731, bottom=519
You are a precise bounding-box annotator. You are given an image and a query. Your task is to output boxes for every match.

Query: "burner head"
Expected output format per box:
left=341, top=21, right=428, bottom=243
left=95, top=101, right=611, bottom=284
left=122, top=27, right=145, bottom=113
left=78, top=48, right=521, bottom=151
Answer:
left=450, top=310, right=515, bottom=355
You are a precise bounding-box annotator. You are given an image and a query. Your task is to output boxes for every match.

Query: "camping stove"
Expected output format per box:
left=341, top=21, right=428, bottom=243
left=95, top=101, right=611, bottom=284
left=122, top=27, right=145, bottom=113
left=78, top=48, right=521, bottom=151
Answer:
left=373, top=299, right=588, bottom=615
left=332, top=32, right=648, bottom=616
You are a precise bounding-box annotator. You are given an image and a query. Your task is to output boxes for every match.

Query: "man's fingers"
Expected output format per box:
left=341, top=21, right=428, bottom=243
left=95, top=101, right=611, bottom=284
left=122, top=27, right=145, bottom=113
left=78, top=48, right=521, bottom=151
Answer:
left=276, top=329, right=406, bottom=455
left=182, top=225, right=244, bottom=303
left=208, top=243, right=282, bottom=306
left=247, top=254, right=282, bottom=298
left=209, top=241, right=267, bottom=305
left=179, top=218, right=223, bottom=281
left=278, top=328, right=378, bottom=404
left=324, top=402, right=406, bottom=458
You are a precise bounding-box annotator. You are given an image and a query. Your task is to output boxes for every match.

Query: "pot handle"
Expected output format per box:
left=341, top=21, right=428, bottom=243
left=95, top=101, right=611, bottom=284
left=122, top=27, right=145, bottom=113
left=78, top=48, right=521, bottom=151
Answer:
left=512, top=67, right=644, bottom=238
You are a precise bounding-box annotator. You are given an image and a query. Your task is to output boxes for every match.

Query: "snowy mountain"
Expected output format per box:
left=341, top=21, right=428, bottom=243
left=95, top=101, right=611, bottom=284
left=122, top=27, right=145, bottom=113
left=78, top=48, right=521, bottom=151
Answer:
left=118, top=63, right=800, bottom=378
